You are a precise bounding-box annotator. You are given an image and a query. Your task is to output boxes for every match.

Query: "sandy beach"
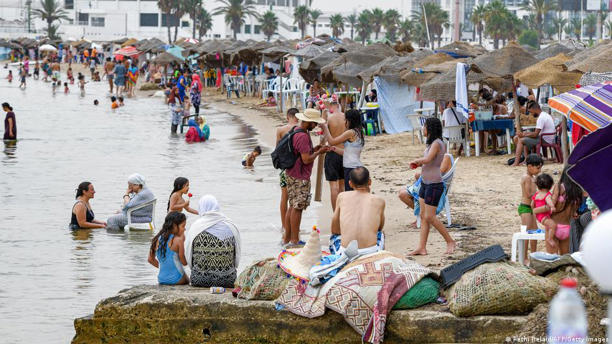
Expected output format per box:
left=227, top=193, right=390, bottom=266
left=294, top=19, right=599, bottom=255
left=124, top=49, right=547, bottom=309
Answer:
left=193, top=87, right=564, bottom=270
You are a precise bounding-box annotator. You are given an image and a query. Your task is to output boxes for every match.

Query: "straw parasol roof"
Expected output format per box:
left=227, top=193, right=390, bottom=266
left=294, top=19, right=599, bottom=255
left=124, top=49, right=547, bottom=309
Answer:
left=121, top=38, right=139, bottom=47
left=299, top=50, right=342, bottom=83
left=436, top=41, right=487, bottom=58
left=292, top=44, right=324, bottom=59
left=565, top=41, right=612, bottom=73
left=514, top=53, right=582, bottom=92
left=153, top=51, right=184, bottom=65
left=400, top=59, right=462, bottom=87
left=470, top=41, right=539, bottom=91
left=320, top=43, right=397, bottom=86
left=535, top=42, right=574, bottom=60
left=419, top=63, right=484, bottom=101
left=358, top=49, right=433, bottom=83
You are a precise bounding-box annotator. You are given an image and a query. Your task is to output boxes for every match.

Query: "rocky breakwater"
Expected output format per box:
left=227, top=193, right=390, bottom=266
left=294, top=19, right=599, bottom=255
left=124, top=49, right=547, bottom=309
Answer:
left=72, top=285, right=527, bottom=343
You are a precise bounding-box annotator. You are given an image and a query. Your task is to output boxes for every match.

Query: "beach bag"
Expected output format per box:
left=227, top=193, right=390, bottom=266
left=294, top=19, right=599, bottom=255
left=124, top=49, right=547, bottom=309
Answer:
left=271, top=127, right=305, bottom=170
left=447, top=262, right=556, bottom=317
left=393, top=276, right=440, bottom=310
left=235, top=258, right=289, bottom=300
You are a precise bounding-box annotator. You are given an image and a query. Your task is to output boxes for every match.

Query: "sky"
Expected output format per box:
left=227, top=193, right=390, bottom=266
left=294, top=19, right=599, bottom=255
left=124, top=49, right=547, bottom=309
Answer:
left=310, top=0, right=413, bottom=17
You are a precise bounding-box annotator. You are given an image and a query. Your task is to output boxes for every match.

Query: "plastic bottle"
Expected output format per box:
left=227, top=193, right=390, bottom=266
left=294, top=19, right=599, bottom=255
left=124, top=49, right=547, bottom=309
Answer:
left=547, top=278, right=588, bottom=344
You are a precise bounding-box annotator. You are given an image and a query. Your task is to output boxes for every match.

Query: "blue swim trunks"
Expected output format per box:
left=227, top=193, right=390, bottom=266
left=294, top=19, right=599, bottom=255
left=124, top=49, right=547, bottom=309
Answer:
left=328, top=231, right=385, bottom=255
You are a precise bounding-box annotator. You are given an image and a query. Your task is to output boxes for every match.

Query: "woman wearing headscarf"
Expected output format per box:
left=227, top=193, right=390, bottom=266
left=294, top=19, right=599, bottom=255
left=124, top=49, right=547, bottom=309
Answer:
left=184, top=195, right=241, bottom=287
left=190, top=73, right=202, bottom=115
left=106, top=173, right=156, bottom=230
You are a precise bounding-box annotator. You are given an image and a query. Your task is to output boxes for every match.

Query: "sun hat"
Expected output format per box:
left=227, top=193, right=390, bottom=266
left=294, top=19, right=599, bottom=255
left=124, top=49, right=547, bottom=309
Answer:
left=277, top=227, right=327, bottom=282
left=295, top=108, right=326, bottom=124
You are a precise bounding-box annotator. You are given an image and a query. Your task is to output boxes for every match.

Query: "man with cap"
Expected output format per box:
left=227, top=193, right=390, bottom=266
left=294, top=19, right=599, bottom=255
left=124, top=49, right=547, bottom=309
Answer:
left=323, top=94, right=345, bottom=211
left=284, top=109, right=331, bottom=247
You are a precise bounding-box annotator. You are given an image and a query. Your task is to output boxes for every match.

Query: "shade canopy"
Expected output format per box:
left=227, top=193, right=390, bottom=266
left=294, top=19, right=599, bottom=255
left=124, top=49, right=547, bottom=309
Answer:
left=435, top=41, right=487, bottom=58
left=548, top=82, right=612, bottom=132
left=565, top=41, right=612, bottom=73
left=513, top=53, right=582, bottom=92
left=39, top=44, right=57, bottom=52
left=153, top=51, right=184, bottom=65
left=320, top=43, right=397, bottom=87
left=113, top=46, right=140, bottom=57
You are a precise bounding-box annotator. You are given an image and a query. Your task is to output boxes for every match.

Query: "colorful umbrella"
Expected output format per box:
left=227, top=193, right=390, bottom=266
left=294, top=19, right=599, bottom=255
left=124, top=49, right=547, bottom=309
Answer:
left=548, top=81, right=612, bottom=132
left=39, top=44, right=57, bottom=52
left=166, top=45, right=185, bottom=60
left=183, top=38, right=198, bottom=44
left=567, top=123, right=612, bottom=212
left=113, top=46, right=140, bottom=57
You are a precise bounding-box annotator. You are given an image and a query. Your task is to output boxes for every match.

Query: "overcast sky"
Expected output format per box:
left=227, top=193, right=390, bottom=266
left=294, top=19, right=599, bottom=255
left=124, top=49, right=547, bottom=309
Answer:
left=310, top=0, right=413, bottom=17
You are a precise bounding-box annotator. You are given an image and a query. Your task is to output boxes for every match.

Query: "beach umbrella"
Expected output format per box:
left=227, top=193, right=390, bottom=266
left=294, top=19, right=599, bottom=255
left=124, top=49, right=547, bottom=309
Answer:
left=565, top=41, right=612, bottom=73
left=153, top=51, right=184, bottom=65
left=292, top=44, right=324, bottom=59
left=435, top=41, right=487, bottom=58
left=113, top=45, right=140, bottom=57
left=39, top=44, right=57, bottom=52
left=566, top=123, right=612, bottom=212
left=548, top=81, right=612, bottom=132
left=166, top=45, right=185, bottom=59
left=535, top=42, right=575, bottom=60
left=121, top=38, right=139, bottom=47
left=183, top=38, right=198, bottom=44
left=320, top=43, right=397, bottom=87
left=513, top=53, right=583, bottom=93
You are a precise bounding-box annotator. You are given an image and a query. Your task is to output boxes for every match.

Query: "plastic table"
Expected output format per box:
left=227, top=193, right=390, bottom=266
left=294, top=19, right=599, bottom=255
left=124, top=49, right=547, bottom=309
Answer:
left=470, top=119, right=514, bottom=156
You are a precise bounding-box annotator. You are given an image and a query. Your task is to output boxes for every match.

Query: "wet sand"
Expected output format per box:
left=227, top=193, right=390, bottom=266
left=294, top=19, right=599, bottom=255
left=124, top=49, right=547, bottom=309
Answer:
left=196, top=88, right=565, bottom=269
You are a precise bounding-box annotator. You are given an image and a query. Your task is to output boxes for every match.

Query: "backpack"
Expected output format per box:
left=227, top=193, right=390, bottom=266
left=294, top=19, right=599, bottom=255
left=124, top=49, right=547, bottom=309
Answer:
left=271, top=127, right=305, bottom=170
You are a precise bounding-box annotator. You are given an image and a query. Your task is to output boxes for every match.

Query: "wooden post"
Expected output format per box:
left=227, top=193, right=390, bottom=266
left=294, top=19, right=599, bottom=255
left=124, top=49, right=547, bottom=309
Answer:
left=561, top=114, right=569, bottom=164
left=357, top=80, right=367, bottom=109
left=280, top=55, right=284, bottom=113
left=512, top=78, right=521, bottom=134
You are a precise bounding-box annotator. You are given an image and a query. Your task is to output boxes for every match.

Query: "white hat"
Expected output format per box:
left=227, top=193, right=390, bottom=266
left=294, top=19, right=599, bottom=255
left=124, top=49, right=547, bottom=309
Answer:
left=295, top=108, right=326, bottom=124
left=277, top=228, right=324, bottom=282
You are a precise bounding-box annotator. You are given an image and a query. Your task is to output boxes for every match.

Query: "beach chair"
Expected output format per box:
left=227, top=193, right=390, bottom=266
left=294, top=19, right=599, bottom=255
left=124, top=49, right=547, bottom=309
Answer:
left=124, top=199, right=156, bottom=232
left=406, top=113, right=425, bottom=144
left=443, top=123, right=470, bottom=157
left=416, top=155, right=459, bottom=228
left=536, top=124, right=563, bottom=163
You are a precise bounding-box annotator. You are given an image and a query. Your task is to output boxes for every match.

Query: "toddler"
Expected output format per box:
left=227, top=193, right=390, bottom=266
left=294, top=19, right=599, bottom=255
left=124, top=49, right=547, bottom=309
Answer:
left=531, top=173, right=557, bottom=253
left=242, top=146, right=262, bottom=167
left=64, top=82, right=69, bottom=94
left=7, top=70, right=13, bottom=82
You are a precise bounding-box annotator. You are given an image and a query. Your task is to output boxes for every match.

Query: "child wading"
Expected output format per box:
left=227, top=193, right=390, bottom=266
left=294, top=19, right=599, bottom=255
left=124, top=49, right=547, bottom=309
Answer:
left=148, top=212, right=189, bottom=285
left=242, top=146, right=262, bottom=167
left=167, top=177, right=198, bottom=215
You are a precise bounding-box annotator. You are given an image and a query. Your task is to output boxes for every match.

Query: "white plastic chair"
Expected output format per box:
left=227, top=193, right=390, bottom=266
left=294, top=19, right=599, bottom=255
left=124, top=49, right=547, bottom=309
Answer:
left=124, top=199, right=156, bottom=232
left=443, top=123, right=470, bottom=157
left=406, top=113, right=424, bottom=145
left=511, top=228, right=546, bottom=264
left=416, top=155, right=459, bottom=228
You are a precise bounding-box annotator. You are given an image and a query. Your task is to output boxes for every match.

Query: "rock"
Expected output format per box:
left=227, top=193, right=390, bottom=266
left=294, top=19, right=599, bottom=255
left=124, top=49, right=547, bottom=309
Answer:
left=73, top=285, right=527, bottom=344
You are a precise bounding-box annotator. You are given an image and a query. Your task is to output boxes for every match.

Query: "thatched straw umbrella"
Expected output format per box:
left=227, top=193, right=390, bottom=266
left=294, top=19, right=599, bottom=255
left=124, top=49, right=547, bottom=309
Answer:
left=514, top=53, right=582, bottom=93
left=400, top=59, right=460, bottom=87
left=436, top=41, right=487, bottom=58
left=320, top=43, right=397, bottom=87
left=153, top=51, right=184, bottom=65
left=535, top=42, right=574, bottom=60
left=298, top=50, right=341, bottom=84
left=565, top=41, right=612, bottom=73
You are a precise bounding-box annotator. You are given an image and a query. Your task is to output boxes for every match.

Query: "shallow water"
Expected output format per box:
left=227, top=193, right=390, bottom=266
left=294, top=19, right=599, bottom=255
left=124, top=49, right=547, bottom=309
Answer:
left=0, top=73, right=321, bottom=343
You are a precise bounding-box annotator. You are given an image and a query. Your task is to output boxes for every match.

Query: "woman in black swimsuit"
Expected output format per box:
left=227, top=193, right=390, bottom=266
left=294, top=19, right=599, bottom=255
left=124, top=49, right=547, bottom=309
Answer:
left=70, top=181, right=106, bottom=230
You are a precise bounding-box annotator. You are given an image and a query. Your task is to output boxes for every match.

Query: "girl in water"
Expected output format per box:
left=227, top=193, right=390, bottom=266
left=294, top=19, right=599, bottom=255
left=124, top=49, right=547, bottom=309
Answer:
left=148, top=212, right=189, bottom=285
left=167, top=177, right=198, bottom=214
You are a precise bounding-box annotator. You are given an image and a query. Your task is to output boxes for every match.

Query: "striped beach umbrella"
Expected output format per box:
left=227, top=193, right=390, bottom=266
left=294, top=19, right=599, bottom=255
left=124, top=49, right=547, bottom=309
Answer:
left=113, top=46, right=140, bottom=57
left=548, top=81, right=612, bottom=132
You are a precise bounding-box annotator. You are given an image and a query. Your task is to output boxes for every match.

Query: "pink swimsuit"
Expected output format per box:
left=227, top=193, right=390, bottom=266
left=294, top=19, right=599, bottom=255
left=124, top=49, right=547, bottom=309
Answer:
left=532, top=191, right=552, bottom=223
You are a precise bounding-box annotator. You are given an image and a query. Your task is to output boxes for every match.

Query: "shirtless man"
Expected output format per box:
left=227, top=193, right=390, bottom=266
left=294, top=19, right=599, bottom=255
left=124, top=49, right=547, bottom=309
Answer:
left=51, top=62, right=61, bottom=83
left=330, top=166, right=385, bottom=252
left=275, top=108, right=299, bottom=240
left=104, top=57, right=115, bottom=94
left=323, top=95, right=346, bottom=211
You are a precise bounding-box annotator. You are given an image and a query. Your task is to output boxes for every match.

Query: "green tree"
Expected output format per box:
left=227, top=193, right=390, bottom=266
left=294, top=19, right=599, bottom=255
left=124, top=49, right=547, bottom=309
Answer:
left=551, top=15, right=567, bottom=41
left=158, top=0, right=176, bottom=43
left=294, top=5, right=310, bottom=39
left=519, top=29, right=539, bottom=48
left=606, top=20, right=612, bottom=39
left=584, top=13, right=597, bottom=42
left=412, top=2, right=448, bottom=48
left=197, top=7, right=213, bottom=40
left=346, top=13, right=357, bottom=40
left=184, top=0, right=202, bottom=39
left=521, top=0, right=557, bottom=48
left=383, top=9, right=401, bottom=42
left=329, top=14, right=344, bottom=38
left=213, top=0, right=259, bottom=40
left=355, top=10, right=372, bottom=45
left=309, top=9, right=322, bottom=37
left=398, top=19, right=414, bottom=43
left=259, top=10, right=278, bottom=41
left=471, top=4, right=486, bottom=45
left=33, top=0, right=69, bottom=40
left=483, top=0, right=518, bottom=49
left=370, top=8, right=385, bottom=40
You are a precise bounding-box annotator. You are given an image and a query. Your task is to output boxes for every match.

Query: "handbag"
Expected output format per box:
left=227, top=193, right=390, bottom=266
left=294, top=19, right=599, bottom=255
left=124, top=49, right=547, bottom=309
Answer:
left=450, top=108, right=466, bottom=139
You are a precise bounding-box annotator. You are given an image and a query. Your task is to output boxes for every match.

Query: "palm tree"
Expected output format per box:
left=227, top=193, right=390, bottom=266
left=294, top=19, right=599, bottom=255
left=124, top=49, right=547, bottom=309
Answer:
left=551, top=15, right=567, bottom=41
left=584, top=13, right=597, bottom=42
left=213, top=0, right=260, bottom=40
left=412, top=2, right=448, bottom=48
left=329, top=14, right=344, bottom=38
left=483, top=0, right=515, bottom=49
left=259, top=10, right=278, bottom=41
left=294, top=5, right=310, bottom=39
left=383, top=9, right=401, bottom=42
left=346, top=13, right=357, bottom=40
left=570, top=17, right=581, bottom=40
left=172, top=0, right=187, bottom=43
left=606, top=20, right=612, bottom=39
left=521, top=0, right=557, bottom=48
left=309, top=9, right=322, bottom=37
left=184, top=0, right=202, bottom=39
left=355, top=10, right=372, bottom=45
left=158, top=0, right=176, bottom=43
left=33, top=0, right=69, bottom=40
left=398, top=19, right=414, bottom=43
left=369, top=8, right=384, bottom=40
left=471, top=4, right=486, bottom=45
left=197, top=7, right=213, bottom=40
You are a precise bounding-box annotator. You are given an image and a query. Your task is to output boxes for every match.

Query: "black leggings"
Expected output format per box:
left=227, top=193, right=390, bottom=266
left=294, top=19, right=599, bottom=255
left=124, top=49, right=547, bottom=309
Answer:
left=194, top=104, right=200, bottom=115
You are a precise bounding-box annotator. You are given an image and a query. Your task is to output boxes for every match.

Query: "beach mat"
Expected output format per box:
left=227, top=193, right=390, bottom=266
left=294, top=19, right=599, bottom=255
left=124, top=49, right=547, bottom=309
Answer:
left=440, top=245, right=507, bottom=288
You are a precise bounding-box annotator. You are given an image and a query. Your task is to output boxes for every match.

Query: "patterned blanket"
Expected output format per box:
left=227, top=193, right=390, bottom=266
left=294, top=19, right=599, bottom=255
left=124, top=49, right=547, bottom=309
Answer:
left=275, top=251, right=431, bottom=343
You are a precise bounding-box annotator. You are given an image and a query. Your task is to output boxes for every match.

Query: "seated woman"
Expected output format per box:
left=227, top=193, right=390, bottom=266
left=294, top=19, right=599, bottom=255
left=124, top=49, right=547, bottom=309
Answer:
left=70, top=181, right=107, bottom=230
left=106, top=173, right=156, bottom=230
left=148, top=211, right=189, bottom=285
left=185, top=116, right=210, bottom=143
left=184, top=195, right=241, bottom=288
left=398, top=154, right=453, bottom=225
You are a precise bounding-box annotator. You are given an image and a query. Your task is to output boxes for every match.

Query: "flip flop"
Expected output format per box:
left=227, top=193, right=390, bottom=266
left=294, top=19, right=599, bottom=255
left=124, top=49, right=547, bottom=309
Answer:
left=446, top=224, right=463, bottom=229
left=456, top=226, right=477, bottom=231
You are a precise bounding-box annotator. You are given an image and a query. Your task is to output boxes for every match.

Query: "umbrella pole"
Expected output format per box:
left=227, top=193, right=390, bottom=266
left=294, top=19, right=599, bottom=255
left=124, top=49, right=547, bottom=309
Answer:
left=561, top=113, right=569, bottom=164
left=512, top=78, right=521, bottom=135
left=280, top=56, right=284, bottom=113
left=357, top=81, right=367, bottom=109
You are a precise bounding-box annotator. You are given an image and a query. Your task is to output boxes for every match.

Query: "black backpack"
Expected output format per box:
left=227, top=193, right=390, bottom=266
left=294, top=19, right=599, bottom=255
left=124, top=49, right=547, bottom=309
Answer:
left=271, top=127, right=305, bottom=170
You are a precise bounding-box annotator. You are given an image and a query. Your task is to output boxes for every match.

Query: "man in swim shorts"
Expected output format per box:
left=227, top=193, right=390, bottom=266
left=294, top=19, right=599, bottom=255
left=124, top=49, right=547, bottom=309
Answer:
left=275, top=108, right=299, bottom=239
left=323, top=95, right=345, bottom=211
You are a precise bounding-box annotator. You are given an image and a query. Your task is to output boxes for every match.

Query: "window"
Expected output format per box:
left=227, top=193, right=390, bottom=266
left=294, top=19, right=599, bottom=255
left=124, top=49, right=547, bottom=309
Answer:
left=64, top=0, right=74, bottom=9
left=140, top=13, right=158, bottom=27
left=91, top=17, right=105, bottom=27
left=77, top=12, right=89, bottom=25
left=292, top=0, right=297, bottom=6
left=214, top=34, right=221, bottom=38
left=244, top=25, right=251, bottom=34
left=257, top=0, right=265, bottom=4
left=181, top=20, right=189, bottom=27
left=161, top=14, right=179, bottom=27
left=254, top=25, right=261, bottom=34
left=293, top=26, right=297, bottom=32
